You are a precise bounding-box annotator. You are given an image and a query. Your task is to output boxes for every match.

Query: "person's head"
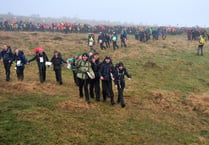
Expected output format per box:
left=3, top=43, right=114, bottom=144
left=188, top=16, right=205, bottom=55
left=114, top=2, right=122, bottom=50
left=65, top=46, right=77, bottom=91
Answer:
left=88, top=52, right=93, bottom=57
left=54, top=50, right=59, bottom=57
left=105, top=56, right=111, bottom=63
left=3, top=45, right=8, bottom=50
left=15, top=49, right=19, bottom=55
left=82, top=53, right=89, bottom=61
left=93, top=52, right=99, bottom=60
left=39, top=48, right=44, bottom=54
left=118, top=62, right=124, bottom=70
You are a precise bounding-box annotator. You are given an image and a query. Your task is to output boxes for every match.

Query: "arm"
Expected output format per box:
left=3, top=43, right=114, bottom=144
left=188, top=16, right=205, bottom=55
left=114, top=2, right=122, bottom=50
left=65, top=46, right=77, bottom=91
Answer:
left=9, top=52, right=14, bottom=63
left=124, top=68, right=131, bottom=80
left=28, top=55, right=37, bottom=63
left=50, top=57, right=54, bottom=64
left=111, top=65, right=115, bottom=80
left=61, top=57, right=67, bottom=64
left=99, top=63, right=104, bottom=80
left=114, top=69, right=118, bottom=85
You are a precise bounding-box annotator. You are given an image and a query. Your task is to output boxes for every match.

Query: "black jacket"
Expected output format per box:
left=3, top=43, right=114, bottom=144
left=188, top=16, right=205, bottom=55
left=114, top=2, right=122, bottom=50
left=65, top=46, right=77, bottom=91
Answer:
left=114, top=67, right=131, bottom=85
left=29, top=52, right=49, bottom=66
left=14, top=51, right=28, bottom=67
left=0, top=47, right=14, bottom=62
left=51, top=56, right=66, bottom=70
left=99, top=62, right=115, bottom=81
left=91, top=59, right=101, bottom=78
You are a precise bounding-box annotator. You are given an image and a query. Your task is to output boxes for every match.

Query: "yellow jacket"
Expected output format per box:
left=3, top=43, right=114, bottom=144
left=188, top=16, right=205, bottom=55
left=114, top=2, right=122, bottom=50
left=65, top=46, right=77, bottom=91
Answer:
left=199, top=37, right=205, bottom=45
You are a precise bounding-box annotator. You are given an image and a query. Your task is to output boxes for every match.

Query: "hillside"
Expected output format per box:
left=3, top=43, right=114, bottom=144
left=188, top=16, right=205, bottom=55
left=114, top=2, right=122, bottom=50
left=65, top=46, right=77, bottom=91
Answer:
left=0, top=32, right=209, bottom=145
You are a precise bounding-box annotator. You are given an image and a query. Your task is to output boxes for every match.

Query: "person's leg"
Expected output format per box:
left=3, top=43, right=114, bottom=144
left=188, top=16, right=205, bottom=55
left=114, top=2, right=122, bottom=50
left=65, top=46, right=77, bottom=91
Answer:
left=95, top=78, right=100, bottom=101
left=102, top=80, right=107, bottom=101
left=6, top=62, right=11, bottom=81
left=78, top=78, right=84, bottom=98
left=120, top=81, right=125, bottom=107
left=39, top=65, right=44, bottom=83
left=43, top=66, right=46, bottom=82
left=201, top=45, right=204, bottom=56
left=107, top=81, right=115, bottom=105
left=197, top=46, right=200, bottom=56
left=21, top=67, right=25, bottom=81
left=84, top=79, right=90, bottom=103
left=55, top=69, right=59, bottom=82
left=89, top=79, right=94, bottom=98
left=58, top=69, right=62, bottom=84
left=16, top=67, right=21, bottom=80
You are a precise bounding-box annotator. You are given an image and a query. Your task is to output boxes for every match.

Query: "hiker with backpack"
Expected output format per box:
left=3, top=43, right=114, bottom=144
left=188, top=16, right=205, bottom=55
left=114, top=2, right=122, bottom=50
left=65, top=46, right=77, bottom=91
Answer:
left=114, top=62, right=131, bottom=108
left=0, top=45, right=14, bottom=81
left=99, top=56, right=115, bottom=105
left=51, top=51, right=66, bottom=85
left=76, top=53, right=95, bottom=104
left=28, top=48, right=49, bottom=83
left=13, top=49, right=28, bottom=81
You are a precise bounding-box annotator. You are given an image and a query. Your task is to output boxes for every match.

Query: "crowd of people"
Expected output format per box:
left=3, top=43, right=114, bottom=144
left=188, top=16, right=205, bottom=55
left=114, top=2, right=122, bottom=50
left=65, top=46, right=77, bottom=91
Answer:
left=0, top=45, right=131, bottom=108
left=0, top=19, right=193, bottom=35
left=87, top=30, right=128, bottom=52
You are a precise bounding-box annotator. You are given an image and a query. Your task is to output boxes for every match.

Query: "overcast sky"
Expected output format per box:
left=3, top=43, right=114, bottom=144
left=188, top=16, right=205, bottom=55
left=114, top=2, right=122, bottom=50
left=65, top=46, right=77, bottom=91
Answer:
left=0, top=0, right=208, bottom=27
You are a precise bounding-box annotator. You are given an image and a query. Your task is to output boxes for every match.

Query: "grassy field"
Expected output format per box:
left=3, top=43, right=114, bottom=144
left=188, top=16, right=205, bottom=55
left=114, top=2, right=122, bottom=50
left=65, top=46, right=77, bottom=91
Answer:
left=0, top=32, right=209, bottom=145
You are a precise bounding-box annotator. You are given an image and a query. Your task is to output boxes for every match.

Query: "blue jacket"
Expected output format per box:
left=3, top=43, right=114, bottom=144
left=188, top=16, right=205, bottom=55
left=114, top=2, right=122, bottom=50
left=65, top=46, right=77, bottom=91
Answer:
left=0, top=47, right=14, bottom=62
left=14, top=51, right=28, bottom=67
left=99, top=62, right=115, bottom=81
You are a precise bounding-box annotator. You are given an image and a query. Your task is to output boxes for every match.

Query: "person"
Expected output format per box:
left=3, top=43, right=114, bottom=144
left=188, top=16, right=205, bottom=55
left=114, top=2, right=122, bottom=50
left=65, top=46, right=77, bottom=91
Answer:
left=99, top=56, right=115, bottom=105
left=89, top=52, right=101, bottom=101
left=13, top=49, right=28, bottom=81
left=76, top=53, right=95, bottom=104
left=104, top=33, right=110, bottom=48
left=111, top=32, right=119, bottom=50
left=197, top=35, right=206, bottom=56
left=0, top=45, right=14, bottom=81
left=28, top=48, right=49, bottom=83
left=187, top=29, right=192, bottom=40
left=161, top=28, right=167, bottom=40
left=51, top=51, right=66, bottom=85
left=88, top=33, right=96, bottom=52
left=66, top=56, right=79, bottom=86
left=120, top=32, right=127, bottom=48
left=98, top=32, right=106, bottom=50
left=114, top=62, right=131, bottom=108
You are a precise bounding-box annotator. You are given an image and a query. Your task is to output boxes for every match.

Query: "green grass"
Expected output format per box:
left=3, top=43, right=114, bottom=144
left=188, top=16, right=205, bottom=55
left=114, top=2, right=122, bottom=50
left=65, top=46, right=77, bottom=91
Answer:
left=0, top=32, right=209, bottom=145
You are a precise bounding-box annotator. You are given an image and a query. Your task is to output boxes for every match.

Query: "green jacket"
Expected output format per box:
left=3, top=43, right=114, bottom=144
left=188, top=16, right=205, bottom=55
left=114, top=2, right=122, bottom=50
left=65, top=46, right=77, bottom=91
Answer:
left=76, top=59, right=94, bottom=80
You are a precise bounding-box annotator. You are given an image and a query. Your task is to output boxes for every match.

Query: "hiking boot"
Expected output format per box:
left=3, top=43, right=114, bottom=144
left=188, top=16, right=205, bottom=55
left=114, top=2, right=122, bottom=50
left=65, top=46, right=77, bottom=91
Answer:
left=111, top=102, right=116, bottom=105
left=121, top=104, right=126, bottom=108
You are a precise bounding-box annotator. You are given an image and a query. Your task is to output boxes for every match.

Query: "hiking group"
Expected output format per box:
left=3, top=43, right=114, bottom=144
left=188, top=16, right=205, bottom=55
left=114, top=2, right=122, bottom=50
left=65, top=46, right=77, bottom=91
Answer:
left=87, top=30, right=128, bottom=52
left=0, top=34, right=131, bottom=107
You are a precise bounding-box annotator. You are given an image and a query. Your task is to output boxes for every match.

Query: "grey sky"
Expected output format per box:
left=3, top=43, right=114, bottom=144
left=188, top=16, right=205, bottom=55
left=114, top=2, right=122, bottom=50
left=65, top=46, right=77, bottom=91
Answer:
left=0, top=0, right=208, bottom=27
